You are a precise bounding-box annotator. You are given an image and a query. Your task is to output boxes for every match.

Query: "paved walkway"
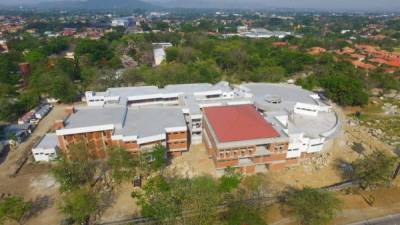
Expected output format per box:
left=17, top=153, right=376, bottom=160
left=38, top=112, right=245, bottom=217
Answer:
left=348, top=214, right=400, bottom=225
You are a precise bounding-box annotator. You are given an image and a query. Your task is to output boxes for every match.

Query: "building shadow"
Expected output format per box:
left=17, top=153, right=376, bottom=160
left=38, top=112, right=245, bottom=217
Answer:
left=351, top=142, right=365, bottom=155
left=0, top=145, right=10, bottom=164
left=24, top=195, right=54, bottom=220
left=332, top=157, right=354, bottom=180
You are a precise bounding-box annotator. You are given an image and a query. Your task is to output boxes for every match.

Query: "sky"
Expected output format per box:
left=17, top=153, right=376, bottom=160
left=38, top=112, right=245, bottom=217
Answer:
left=1, top=0, right=400, bottom=11
left=149, top=0, right=400, bottom=10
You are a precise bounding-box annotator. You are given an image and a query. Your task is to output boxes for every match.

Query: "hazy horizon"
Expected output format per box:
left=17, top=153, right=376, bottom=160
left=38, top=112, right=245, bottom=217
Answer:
left=1, top=0, right=400, bottom=11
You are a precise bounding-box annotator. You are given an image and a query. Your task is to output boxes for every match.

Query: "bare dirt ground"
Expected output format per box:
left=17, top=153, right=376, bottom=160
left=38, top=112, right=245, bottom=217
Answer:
left=98, top=182, right=140, bottom=223
left=167, top=143, right=217, bottom=178
left=266, top=105, right=398, bottom=225
left=266, top=185, right=400, bottom=225
left=0, top=104, right=67, bottom=225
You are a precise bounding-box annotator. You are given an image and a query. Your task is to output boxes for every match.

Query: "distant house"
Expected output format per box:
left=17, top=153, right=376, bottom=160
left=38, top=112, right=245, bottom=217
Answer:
left=237, top=25, right=248, bottom=33
left=111, top=17, right=134, bottom=28
left=63, top=28, right=76, bottom=36
left=308, top=47, right=326, bottom=55
left=336, top=47, right=355, bottom=55
left=153, top=42, right=172, bottom=66
left=350, top=53, right=366, bottom=61
left=242, top=28, right=290, bottom=39
left=369, top=58, right=388, bottom=65
left=32, top=133, right=59, bottom=162
left=386, top=60, right=400, bottom=68
left=0, top=40, right=8, bottom=53
left=65, top=52, right=75, bottom=60
left=352, top=60, right=376, bottom=70
left=272, top=41, right=288, bottom=47
left=153, top=48, right=166, bottom=66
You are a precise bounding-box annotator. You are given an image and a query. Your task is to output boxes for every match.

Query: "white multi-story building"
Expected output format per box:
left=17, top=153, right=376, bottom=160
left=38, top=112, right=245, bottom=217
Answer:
left=84, top=82, right=339, bottom=158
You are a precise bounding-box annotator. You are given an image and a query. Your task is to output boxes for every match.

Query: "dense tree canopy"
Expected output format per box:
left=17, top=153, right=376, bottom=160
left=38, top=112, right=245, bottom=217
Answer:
left=352, top=151, right=398, bottom=189
left=286, top=187, right=342, bottom=225
left=60, top=188, right=98, bottom=224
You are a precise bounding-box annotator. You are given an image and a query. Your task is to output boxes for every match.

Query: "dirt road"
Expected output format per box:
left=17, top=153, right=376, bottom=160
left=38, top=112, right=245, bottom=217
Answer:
left=0, top=104, right=67, bottom=225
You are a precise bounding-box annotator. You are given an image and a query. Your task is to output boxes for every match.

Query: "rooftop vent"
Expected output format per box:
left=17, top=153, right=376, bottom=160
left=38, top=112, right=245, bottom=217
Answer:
left=264, top=95, right=282, bottom=104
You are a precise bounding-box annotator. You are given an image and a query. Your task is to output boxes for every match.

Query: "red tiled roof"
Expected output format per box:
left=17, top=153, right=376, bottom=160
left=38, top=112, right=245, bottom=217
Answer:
left=386, top=60, right=400, bottom=67
left=350, top=53, right=366, bottom=60
left=272, top=41, right=288, bottom=47
left=308, top=47, right=326, bottom=55
left=352, top=60, right=376, bottom=70
left=369, top=58, right=388, bottom=64
left=203, top=104, right=280, bottom=143
left=384, top=67, right=397, bottom=73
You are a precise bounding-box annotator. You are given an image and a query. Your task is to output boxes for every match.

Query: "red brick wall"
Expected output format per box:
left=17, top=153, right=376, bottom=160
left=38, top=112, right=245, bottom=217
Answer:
left=168, top=141, right=187, bottom=150
left=167, top=131, right=187, bottom=140
left=214, top=159, right=239, bottom=169
left=269, top=162, right=287, bottom=171
left=58, top=130, right=113, bottom=158
left=166, top=131, right=188, bottom=152
left=269, top=142, right=289, bottom=154
left=168, top=151, right=182, bottom=158
left=286, top=158, right=298, bottom=165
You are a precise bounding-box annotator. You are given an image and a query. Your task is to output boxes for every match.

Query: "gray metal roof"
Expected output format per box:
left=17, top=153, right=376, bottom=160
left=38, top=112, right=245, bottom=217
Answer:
left=164, top=83, right=225, bottom=93
left=107, top=86, right=160, bottom=98
left=287, top=112, right=338, bottom=138
left=241, top=83, right=319, bottom=111
left=34, top=133, right=58, bottom=149
left=64, top=106, right=126, bottom=129
left=115, top=107, right=186, bottom=138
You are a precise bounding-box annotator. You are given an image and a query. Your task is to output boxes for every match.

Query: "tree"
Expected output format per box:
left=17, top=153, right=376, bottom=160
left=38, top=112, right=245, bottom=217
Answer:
left=148, top=144, right=168, bottom=171
left=134, top=176, right=185, bottom=224
left=134, top=175, right=223, bottom=225
left=106, top=147, right=137, bottom=183
left=165, top=47, right=178, bottom=62
left=296, top=76, right=318, bottom=91
left=286, top=187, right=342, bottom=225
left=44, top=37, right=68, bottom=55
left=60, top=188, right=98, bottom=224
left=0, top=98, right=18, bottom=122
left=352, top=151, right=398, bottom=189
left=223, top=201, right=266, bottom=225
left=319, top=74, right=368, bottom=106
left=75, top=39, right=113, bottom=63
left=0, top=196, right=32, bottom=225
left=218, top=167, right=241, bottom=193
left=51, top=142, right=95, bottom=192
left=182, top=176, right=221, bottom=225
left=24, top=48, right=47, bottom=64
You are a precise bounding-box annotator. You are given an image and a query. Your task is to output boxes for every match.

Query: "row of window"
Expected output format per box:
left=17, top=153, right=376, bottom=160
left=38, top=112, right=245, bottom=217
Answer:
left=295, top=107, right=317, bottom=113
left=34, top=152, right=56, bottom=156
left=219, top=149, right=254, bottom=159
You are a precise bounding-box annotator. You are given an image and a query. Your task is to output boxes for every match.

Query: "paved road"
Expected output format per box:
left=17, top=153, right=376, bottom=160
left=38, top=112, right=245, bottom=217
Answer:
left=348, top=214, right=400, bottom=225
